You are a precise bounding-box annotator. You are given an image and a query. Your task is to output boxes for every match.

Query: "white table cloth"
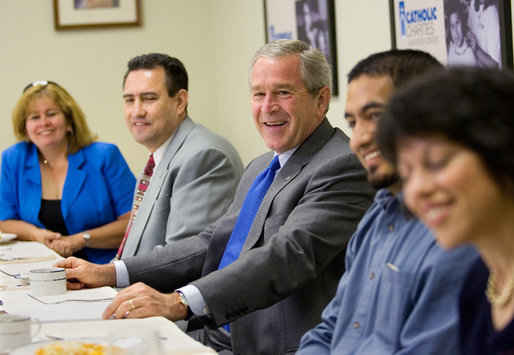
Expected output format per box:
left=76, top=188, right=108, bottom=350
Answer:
left=0, top=240, right=215, bottom=354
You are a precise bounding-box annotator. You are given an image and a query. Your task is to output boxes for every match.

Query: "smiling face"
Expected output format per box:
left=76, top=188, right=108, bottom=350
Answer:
left=398, top=135, right=510, bottom=249
left=25, top=95, right=70, bottom=151
left=450, top=12, right=464, bottom=47
left=345, top=74, right=398, bottom=191
left=250, top=55, right=329, bottom=154
left=123, top=67, right=187, bottom=153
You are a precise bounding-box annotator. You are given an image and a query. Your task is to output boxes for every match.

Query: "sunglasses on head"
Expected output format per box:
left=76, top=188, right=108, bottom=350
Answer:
left=23, top=80, right=59, bottom=93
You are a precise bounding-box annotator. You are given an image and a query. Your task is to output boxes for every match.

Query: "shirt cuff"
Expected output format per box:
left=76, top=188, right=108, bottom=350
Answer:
left=113, top=260, right=130, bottom=288
left=177, top=284, right=211, bottom=316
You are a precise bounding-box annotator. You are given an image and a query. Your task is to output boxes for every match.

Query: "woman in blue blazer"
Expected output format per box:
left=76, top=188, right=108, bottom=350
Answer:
left=0, top=81, right=136, bottom=264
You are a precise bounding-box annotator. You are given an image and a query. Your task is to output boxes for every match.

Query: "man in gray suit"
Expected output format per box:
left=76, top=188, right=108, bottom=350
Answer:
left=117, top=53, right=243, bottom=258
left=57, top=40, right=375, bottom=354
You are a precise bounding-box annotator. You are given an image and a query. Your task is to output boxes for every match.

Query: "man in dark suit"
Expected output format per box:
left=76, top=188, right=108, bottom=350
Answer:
left=56, top=40, right=374, bottom=354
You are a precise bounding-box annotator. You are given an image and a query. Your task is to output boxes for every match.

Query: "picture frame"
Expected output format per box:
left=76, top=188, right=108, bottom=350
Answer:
left=389, top=0, right=512, bottom=69
left=54, top=0, right=142, bottom=30
left=264, top=0, right=339, bottom=95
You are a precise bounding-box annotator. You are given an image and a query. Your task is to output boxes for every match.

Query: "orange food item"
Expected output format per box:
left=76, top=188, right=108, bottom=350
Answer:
left=35, top=341, right=126, bottom=355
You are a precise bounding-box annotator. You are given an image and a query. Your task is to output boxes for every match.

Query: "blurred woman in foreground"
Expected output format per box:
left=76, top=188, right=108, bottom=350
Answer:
left=377, top=67, right=514, bottom=354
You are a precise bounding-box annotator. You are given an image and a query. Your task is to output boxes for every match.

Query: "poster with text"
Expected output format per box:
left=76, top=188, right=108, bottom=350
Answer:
left=390, top=0, right=512, bottom=69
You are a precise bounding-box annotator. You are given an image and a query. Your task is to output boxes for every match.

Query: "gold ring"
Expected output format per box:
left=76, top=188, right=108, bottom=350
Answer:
left=129, top=299, right=136, bottom=311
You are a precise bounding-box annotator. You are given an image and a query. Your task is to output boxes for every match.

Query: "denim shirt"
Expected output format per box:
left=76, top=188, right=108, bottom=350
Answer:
left=298, top=188, right=478, bottom=354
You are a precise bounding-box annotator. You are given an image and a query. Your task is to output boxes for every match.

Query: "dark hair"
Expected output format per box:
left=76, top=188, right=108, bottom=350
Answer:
left=123, top=53, right=188, bottom=97
left=445, top=0, right=469, bottom=48
left=297, top=0, right=319, bottom=14
left=474, top=0, right=497, bottom=11
left=446, top=0, right=468, bottom=29
left=377, top=67, right=514, bottom=190
left=347, top=49, right=443, bottom=88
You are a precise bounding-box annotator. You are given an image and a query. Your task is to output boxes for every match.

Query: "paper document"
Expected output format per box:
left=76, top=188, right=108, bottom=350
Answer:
left=3, top=287, right=117, bottom=322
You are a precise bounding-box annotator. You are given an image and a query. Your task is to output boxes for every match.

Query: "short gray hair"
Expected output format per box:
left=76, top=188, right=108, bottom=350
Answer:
left=249, top=39, right=332, bottom=96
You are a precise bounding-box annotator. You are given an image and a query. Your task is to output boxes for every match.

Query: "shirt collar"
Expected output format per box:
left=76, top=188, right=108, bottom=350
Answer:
left=274, top=147, right=297, bottom=171
left=375, top=188, right=414, bottom=219
left=150, top=132, right=175, bottom=169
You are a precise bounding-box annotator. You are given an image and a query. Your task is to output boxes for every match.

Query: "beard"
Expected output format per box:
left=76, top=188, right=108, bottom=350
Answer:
left=367, top=165, right=399, bottom=190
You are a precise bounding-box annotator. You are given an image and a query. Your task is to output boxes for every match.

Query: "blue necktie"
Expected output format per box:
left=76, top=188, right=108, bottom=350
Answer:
left=218, top=155, right=280, bottom=332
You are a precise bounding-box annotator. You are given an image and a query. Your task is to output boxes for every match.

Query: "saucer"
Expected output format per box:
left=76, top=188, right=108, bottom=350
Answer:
left=0, top=233, right=17, bottom=244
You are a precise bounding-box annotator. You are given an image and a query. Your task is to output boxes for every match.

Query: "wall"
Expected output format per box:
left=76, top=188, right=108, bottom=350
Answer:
left=1, top=1, right=509, bottom=172
left=0, top=1, right=217, bottom=172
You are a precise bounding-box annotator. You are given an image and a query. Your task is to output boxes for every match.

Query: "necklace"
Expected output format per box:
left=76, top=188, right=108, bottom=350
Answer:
left=43, top=159, right=48, bottom=165
left=453, top=41, right=469, bottom=56
left=486, top=271, right=514, bottom=307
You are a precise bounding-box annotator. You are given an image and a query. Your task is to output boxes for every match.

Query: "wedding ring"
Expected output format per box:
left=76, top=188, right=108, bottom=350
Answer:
left=129, top=299, right=136, bottom=311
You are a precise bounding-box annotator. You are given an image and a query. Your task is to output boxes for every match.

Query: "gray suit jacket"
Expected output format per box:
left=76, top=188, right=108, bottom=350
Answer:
left=124, top=119, right=375, bottom=354
left=121, top=117, right=243, bottom=258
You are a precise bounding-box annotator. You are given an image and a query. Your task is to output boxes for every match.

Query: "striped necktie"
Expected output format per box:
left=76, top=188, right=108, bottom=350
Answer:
left=115, top=154, right=155, bottom=259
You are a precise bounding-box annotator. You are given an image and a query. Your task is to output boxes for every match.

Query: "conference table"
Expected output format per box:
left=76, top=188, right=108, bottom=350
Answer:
left=0, top=239, right=215, bottom=354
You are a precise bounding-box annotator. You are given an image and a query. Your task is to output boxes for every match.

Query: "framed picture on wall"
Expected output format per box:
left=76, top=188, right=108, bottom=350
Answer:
left=54, top=0, right=141, bottom=30
left=264, top=0, right=339, bottom=95
left=389, top=0, right=513, bottom=69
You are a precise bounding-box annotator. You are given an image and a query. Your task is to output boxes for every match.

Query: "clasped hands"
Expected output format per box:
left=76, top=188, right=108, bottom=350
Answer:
left=33, top=228, right=84, bottom=257
left=54, top=257, right=188, bottom=321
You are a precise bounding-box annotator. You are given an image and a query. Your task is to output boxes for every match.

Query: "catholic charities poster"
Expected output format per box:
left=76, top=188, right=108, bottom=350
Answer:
left=392, top=0, right=448, bottom=64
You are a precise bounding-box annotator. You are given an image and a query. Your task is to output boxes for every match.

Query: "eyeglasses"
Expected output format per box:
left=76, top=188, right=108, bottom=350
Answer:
left=23, top=80, right=59, bottom=93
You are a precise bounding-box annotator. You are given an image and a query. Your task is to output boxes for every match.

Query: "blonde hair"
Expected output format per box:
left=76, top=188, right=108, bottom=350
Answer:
left=12, top=82, right=97, bottom=154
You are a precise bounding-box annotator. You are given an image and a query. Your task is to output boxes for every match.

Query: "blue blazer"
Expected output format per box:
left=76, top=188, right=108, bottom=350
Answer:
left=0, top=142, right=136, bottom=263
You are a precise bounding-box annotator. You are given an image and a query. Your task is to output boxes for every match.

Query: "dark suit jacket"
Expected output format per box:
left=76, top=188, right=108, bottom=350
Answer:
left=124, top=118, right=375, bottom=354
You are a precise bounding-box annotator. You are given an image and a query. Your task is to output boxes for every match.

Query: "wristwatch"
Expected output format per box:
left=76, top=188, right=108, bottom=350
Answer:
left=82, top=233, right=91, bottom=247
left=176, top=291, right=193, bottom=319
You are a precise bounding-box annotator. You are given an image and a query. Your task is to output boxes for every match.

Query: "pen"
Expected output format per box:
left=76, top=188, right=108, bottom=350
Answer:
left=386, top=262, right=400, bottom=272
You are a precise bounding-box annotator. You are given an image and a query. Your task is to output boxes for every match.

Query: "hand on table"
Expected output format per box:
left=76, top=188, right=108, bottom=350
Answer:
left=33, top=228, right=61, bottom=246
left=102, top=282, right=188, bottom=321
left=50, top=234, right=85, bottom=257
left=54, top=256, right=116, bottom=290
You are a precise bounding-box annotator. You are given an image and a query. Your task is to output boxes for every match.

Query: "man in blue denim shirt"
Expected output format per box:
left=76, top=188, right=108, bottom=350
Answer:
left=298, top=50, right=478, bottom=353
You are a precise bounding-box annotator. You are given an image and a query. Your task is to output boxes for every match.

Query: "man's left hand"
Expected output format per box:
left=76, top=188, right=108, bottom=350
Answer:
left=102, top=282, right=188, bottom=321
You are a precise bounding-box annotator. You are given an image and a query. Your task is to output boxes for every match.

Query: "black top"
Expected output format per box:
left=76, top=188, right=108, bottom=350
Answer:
left=459, top=258, right=514, bottom=354
left=38, top=199, right=69, bottom=235
left=38, top=199, right=88, bottom=260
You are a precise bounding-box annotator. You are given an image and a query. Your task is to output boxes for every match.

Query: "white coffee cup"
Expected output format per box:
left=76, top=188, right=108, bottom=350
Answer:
left=0, top=314, right=40, bottom=350
left=29, top=267, right=66, bottom=296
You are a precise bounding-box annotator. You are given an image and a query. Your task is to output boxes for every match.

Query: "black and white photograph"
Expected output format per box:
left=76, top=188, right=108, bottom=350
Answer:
left=264, top=0, right=338, bottom=94
left=445, top=0, right=502, bottom=68
left=295, top=0, right=332, bottom=64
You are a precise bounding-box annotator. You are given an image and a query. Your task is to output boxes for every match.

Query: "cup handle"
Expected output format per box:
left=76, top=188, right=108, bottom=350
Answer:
left=31, top=318, right=41, bottom=339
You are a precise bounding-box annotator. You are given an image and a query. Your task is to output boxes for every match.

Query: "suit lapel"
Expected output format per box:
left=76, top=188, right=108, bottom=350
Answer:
left=122, top=118, right=195, bottom=257
left=241, top=119, right=334, bottom=252
left=23, top=145, right=44, bottom=225
left=61, top=150, right=86, bottom=221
